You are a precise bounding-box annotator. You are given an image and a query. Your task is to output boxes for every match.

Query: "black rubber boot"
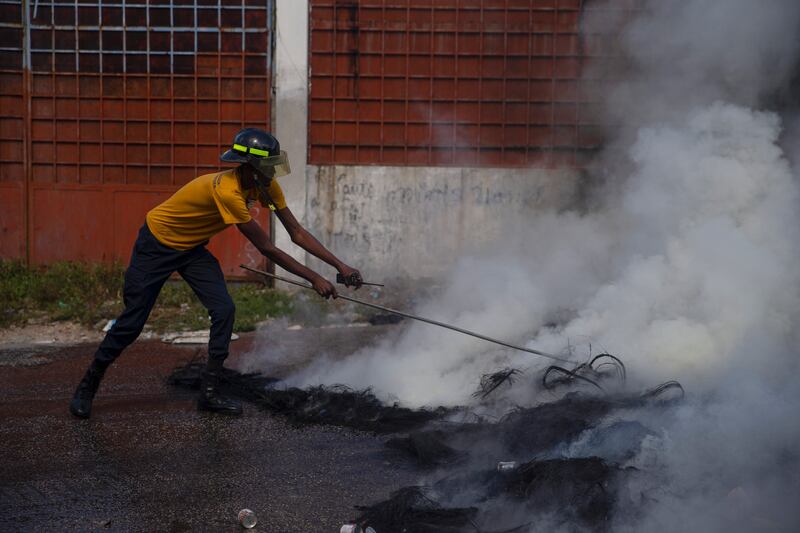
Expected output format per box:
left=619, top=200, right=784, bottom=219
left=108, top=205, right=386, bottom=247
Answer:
left=69, top=360, right=108, bottom=419
left=197, top=370, right=242, bottom=415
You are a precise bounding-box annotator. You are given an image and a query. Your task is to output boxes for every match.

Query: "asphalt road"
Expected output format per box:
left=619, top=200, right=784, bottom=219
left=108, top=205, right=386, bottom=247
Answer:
left=0, top=325, right=421, bottom=532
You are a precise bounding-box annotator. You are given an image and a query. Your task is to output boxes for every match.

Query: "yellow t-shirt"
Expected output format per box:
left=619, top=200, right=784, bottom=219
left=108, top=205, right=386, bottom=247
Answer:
left=146, top=169, right=287, bottom=250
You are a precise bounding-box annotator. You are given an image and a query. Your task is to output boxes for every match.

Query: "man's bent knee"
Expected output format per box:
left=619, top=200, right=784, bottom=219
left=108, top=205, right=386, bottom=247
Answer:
left=210, top=300, right=235, bottom=324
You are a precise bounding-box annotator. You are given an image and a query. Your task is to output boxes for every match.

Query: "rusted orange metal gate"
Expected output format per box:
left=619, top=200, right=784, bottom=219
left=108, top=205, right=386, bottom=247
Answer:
left=308, top=0, right=603, bottom=168
left=0, top=0, right=273, bottom=276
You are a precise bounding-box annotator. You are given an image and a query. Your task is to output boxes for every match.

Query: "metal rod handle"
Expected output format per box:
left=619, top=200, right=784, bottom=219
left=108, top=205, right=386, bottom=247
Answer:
left=241, top=265, right=572, bottom=364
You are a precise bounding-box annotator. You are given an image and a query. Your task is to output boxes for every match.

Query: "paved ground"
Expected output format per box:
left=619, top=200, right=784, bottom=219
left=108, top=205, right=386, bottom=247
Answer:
left=0, top=324, right=422, bottom=532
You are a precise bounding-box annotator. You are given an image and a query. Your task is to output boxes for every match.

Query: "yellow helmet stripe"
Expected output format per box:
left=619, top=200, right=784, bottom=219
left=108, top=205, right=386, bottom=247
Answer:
left=232, top=143, right=269, bottom=158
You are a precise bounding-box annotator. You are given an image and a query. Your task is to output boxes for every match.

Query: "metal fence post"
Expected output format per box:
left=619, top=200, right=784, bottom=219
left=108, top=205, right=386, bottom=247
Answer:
left=21, top=0, right=32, bottom=265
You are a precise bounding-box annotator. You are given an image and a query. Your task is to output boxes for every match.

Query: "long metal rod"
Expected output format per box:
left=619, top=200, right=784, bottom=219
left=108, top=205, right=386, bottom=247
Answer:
left=241, top=265, right=572, bottom=364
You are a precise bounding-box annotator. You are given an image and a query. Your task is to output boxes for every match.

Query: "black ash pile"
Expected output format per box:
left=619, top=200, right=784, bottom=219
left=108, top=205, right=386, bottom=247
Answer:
left=168, top=357, right=684, bottom=532
left=356, top=457, right=629, bottom=533
left=353, top=486, right=479, bottom=533
left=168, top=361, right=446, bottom=433
left=384, top=391, right=674, bottom=468
left=366, top=387, right=680, bottom=532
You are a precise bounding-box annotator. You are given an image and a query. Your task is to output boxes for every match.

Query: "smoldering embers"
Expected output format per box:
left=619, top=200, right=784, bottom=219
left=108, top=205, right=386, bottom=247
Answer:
left=169, top=360, right=683, bottom=532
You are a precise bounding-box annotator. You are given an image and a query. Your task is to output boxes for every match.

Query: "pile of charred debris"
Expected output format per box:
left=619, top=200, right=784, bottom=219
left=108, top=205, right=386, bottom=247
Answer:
left=169, top=354, right=683, bottom=532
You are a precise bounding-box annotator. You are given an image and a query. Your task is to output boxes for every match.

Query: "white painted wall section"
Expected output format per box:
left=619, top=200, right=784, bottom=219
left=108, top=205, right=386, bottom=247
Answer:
left=305, top=165, right=582, bottom=279
left=273, top=0, right=309, bottom=265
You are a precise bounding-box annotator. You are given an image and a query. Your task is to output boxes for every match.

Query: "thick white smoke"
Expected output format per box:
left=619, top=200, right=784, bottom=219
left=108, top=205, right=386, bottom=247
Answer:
left=293, top=101, right=800, bottom=405
left=263, top=0, right=800, bottom=529
left=292, top=1, right=800, bottom=399
left=535, top=102, right=800, bottom=385
left=289, top=210, right=620, bottom=406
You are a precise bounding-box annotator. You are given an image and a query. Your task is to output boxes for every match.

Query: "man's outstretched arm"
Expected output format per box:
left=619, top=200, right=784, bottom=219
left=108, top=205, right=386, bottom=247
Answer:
left=274, top=206, right=363, bottom=288
left=236, top=219, right=337, bottom=299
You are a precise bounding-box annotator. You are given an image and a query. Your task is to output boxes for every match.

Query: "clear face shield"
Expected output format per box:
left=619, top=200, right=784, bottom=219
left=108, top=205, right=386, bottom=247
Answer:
left=250, top=150, right=291, bottom=179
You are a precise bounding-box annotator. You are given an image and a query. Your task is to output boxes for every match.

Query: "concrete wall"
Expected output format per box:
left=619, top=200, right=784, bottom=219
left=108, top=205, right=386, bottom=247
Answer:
left=304, top=165, right=581, bottom=279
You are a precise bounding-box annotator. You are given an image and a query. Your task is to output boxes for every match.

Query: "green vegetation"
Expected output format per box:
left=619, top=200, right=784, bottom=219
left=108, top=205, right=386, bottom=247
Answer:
left=146, top=279, right=293, bottom=332
left=0, top=260, right=293, bottom=332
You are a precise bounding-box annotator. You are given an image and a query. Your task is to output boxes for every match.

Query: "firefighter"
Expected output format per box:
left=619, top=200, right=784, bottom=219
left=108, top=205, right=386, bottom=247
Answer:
left=69, top=128, right=363, bottom=418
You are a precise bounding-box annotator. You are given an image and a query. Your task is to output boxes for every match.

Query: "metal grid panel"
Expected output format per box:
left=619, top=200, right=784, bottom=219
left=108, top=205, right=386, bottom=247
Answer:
left=309, top=0, right=608, bottom=168
left=0, top=0, right=24, bottom=182
left=0, top=0, right=272, bottom=186
left=0, top=1, right=274, bottom=273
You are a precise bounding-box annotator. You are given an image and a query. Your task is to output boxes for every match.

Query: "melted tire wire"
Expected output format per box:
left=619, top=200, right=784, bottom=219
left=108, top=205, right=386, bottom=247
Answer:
left=542, top=365, right=606, bottom=392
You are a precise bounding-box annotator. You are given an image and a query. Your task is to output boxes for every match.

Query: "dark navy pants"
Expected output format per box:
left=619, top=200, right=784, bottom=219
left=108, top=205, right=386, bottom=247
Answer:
left=94, top=223, right=234, bottom=370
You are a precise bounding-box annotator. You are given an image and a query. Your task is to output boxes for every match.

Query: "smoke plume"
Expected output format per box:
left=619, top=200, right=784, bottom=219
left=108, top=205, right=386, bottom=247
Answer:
left=256, top=0, right=800, bottom=530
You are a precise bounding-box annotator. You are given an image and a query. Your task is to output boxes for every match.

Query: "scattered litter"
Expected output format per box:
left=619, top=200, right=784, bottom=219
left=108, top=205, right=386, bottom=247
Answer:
left=238, top=509, right=257, bottom=529
left=102, top=319, right=116, bottom=332
left=496, top=461, right=518, bottom=472
left=339, top=524, right=376, bottom=533
left=161, top=331, right=239, bottom=344
left=171, top=335, right=208, bottom=344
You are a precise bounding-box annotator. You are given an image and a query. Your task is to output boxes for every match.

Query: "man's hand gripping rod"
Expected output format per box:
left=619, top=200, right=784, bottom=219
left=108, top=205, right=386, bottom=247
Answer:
left=241, top=265, right=572, bottom=364
left=336, top=272, right=383, bottom=287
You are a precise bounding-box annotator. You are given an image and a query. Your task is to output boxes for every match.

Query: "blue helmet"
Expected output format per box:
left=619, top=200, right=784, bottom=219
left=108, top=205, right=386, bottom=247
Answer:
left=220, top=128, right=291, bottom=177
